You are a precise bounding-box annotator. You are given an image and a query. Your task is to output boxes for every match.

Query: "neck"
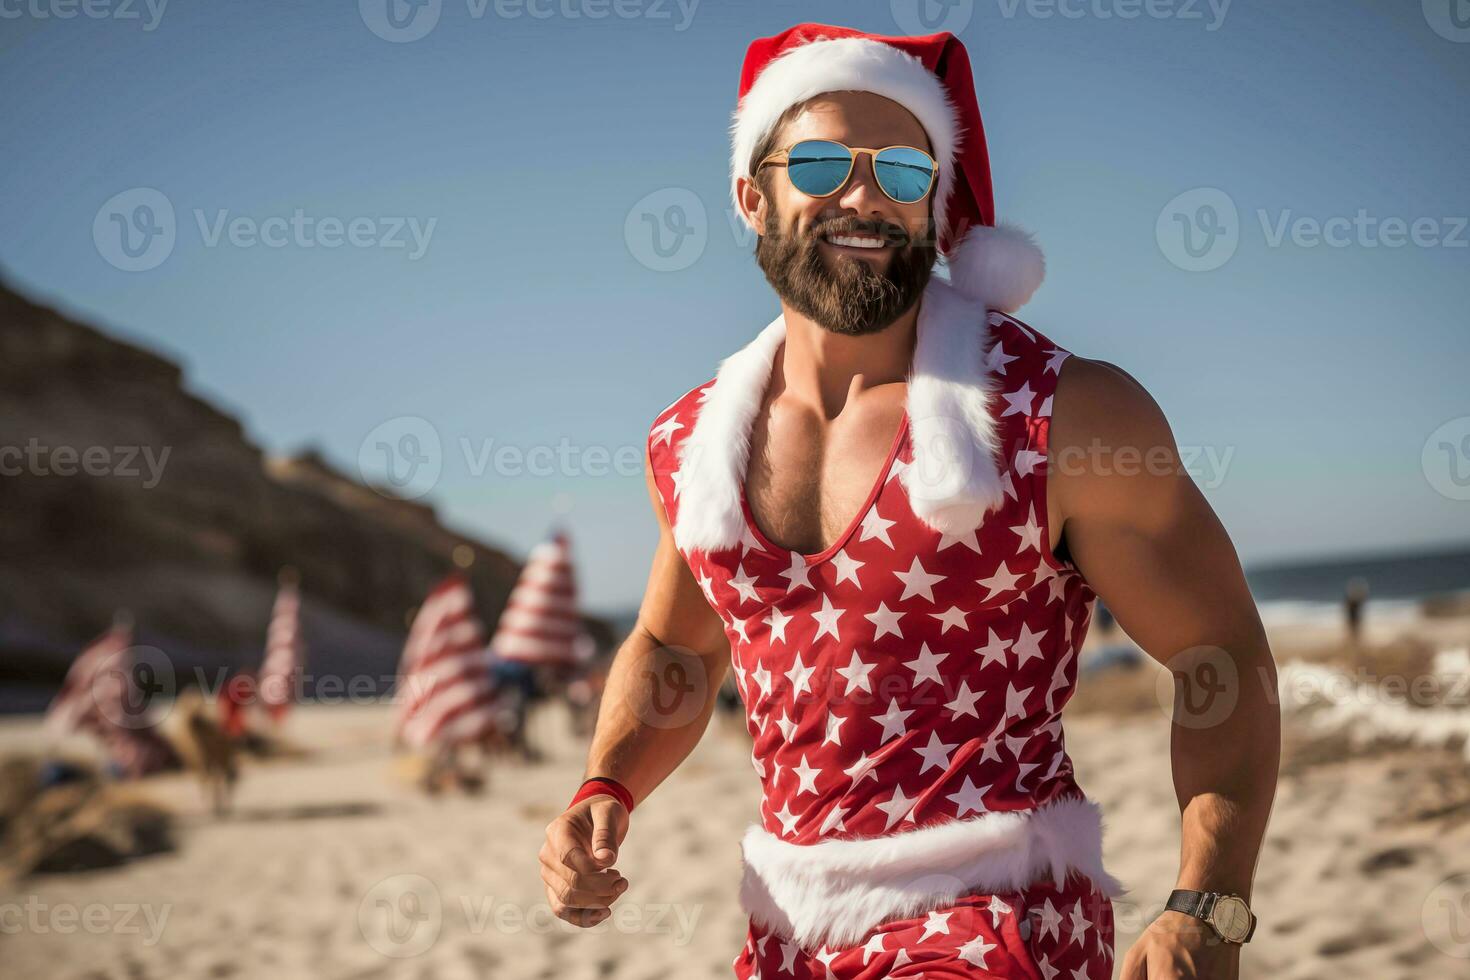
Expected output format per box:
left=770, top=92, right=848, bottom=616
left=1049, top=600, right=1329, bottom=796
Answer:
left=774, top=297, right=921, bottom=419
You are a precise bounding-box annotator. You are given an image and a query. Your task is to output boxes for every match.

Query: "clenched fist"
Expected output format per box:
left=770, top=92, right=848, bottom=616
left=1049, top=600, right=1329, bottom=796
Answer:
left=539, top=795, right=631, bottom=926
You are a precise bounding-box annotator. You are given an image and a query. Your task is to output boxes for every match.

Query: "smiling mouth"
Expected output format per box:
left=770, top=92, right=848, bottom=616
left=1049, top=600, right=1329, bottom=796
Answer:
left=820, top=232, right=890, bottom=250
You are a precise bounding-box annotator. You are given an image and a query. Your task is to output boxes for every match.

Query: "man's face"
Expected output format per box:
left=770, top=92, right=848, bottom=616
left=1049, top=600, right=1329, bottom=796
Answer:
left=747, top=91, right=938, bottom=336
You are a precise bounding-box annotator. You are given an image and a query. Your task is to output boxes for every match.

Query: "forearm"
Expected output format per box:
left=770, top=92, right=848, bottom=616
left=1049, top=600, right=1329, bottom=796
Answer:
left=1169, top=634, right=1281, bottom=902
left=581, top=624, right=727, bottom=807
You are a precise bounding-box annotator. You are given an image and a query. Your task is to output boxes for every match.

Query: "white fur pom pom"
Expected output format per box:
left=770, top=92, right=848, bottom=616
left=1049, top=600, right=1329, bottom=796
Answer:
left=943, top=222, right=1046, bottom=313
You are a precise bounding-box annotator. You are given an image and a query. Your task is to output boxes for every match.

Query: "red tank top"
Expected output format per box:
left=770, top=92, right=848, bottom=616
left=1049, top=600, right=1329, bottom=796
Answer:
left=647, top=277, right=1096, bottom=846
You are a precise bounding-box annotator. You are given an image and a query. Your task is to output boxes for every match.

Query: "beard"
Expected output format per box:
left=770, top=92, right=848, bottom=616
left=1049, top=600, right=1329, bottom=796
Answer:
left=755, top=207, right=937, bottom=336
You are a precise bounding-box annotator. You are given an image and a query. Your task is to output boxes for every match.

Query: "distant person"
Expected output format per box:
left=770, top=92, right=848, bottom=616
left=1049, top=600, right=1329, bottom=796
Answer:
left=541, top=24, right=1276, bottom=978
left=1345, top=577, right=1370, bottom=645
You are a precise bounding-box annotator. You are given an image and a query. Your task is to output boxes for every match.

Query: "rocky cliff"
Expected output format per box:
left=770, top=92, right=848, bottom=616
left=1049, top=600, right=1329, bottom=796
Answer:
left=0, top=277, right=608, bottom=710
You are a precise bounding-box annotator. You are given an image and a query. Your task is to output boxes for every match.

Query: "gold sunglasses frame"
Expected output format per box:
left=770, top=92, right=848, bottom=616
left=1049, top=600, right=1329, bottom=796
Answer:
left=756, top=140, right=939, bottom=205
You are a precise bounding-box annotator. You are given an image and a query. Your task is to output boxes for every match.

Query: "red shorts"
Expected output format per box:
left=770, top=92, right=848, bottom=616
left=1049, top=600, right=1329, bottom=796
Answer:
left=732, top=871, right=1115, bottom=979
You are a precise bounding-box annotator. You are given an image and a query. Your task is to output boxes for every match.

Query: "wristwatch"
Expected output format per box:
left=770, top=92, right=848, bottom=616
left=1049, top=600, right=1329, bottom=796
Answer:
left=1165, top=889, right=1257, bottom=944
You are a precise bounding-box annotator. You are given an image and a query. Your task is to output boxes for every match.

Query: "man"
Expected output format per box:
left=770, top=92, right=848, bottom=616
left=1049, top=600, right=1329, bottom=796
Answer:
left=540, top=24, right=1279, bottom=979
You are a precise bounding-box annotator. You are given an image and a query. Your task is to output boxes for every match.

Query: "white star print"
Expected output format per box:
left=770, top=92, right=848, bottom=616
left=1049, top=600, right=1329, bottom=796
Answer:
left=875, top=698, right=915, bottom=743
left=729, top=564, right=761, bottom=604
left=1004, top=682, right=1035, bottom=724
left=822, top=710, right=846, bottom=747
left=774, top=709, right=796, bottom=742
left=778, top=552, right=813, bottom=593
left=987, top=895, right=1012, bottom=928
left=1002, top=382, right=1037, bottom=417
left=930, top=605, right=969, bottom=633
left=1036, top=898, right=1062, bottom=942
left=843, top=751, right=880, bottom=784
left=779, top=941, right=798, bottom=974
left=834, top=651, right=875, bottom=694
left=1012, top=623, right=1048, bottom=667
left=783, top=654, right=815, bottom=699
left=818, top=804, right=848, bottom=835
left=697, top=571, right=716, bottom=603
left=791, top=754, right=820, bottom=795
left=750, top=660, right=773, bottom=700
left=669, top=466, right=687, bottom=499
left=945, top=679, right=983, bottom=720
left=974, top=628, right=1010, bottom=669
left=1011, top=507, right=1044, bottom=552
left=985, top=338, right=1017, bottom=375
left=728, top=614, right=750, bottom=644
left=858, top=506, right=896, bottom=547
left=860, top=931, right=886, bottom=966
left=936, top=527, right=983, bottom=554
left=738, top=523, right=768, bottom=556
left=650, top=414, right=683, bottom=446
left=1045, top=347, right=1070, bottom=374
left=913, top=730, right=958, bottom=773
left=1068, top=899, right=1092, bottom=947
left=764, top=606, right=793, bottom=644
left=946, top=775, right=991, bottom=816
left=957, top=934, right=998, bottom=968
left=772, top=801, right=798, bottom=836
left=831, top=548, right=865, bottom=587
left=918, top=909, right=953, bottom=942
left=977, top=562, right=1022, bottom=600
left=903, top=641, right=948, bottom=686
left=810, top=594, right=845, bottom=641
left=865, top=602, right=905, bottom=640
left=893, top=556, right=944, bottom=602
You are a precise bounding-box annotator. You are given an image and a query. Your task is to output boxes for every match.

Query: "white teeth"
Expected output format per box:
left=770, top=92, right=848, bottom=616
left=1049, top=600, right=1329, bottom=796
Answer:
left=825, top=234, right=885, bottom=249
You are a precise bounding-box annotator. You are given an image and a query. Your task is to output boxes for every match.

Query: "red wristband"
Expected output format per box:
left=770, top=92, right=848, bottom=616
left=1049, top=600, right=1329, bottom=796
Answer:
left=569, top=777, right=635, bottom=813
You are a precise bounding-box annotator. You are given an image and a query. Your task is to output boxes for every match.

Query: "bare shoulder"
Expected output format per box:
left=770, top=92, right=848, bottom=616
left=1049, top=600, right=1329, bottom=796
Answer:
left=1050, top=355, right=1184, bottom=517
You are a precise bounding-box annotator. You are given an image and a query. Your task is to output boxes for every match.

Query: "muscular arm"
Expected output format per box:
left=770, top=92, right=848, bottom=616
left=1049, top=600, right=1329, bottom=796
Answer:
left=1050, top=357, right=1279, bottom=970
left=540, top=444, right=732, bottom=926
left=580, top=442, right=732, bottom=805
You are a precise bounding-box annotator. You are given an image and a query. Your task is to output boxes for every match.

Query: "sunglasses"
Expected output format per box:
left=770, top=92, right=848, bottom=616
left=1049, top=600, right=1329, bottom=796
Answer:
left=757, top=139, right=938, bottom=205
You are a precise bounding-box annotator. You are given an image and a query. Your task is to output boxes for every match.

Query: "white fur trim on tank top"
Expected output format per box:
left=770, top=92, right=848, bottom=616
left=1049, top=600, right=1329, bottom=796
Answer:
left=738, top=794, right=1127, bottom=952
left=670, top=276, right=1007, bottom=556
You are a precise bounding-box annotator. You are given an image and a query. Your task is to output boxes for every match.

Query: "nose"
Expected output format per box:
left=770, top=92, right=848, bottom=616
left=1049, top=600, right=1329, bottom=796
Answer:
left=836, top=151, right=889, bottom=219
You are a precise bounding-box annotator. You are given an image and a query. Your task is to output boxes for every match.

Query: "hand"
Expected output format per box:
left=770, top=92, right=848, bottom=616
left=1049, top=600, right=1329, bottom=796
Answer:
left=539, top=795, right=631, bottom=926
left=1119, top=911, right=1242, bottom=979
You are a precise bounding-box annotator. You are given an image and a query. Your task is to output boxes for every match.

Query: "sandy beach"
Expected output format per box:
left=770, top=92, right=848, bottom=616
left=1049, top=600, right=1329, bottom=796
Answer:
left=3, top=610, right=1470, bottom=980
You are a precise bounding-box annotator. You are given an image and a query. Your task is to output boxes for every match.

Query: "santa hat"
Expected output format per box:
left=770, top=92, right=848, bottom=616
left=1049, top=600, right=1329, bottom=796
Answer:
left=730, top=23, right=1044, bottom=312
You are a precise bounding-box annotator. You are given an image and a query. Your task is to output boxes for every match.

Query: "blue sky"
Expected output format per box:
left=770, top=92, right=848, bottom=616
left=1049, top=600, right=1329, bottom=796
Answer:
left=2, top=0, right=1467, bottom=613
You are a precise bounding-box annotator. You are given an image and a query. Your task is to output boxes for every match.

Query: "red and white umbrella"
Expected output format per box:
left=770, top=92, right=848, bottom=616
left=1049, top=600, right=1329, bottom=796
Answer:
left=395, top=574, right=501, bottom=749
left=490, top=531, right=595, bottom=666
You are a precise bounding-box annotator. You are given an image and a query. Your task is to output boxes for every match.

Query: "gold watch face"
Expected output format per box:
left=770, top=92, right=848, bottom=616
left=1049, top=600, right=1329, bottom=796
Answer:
left=1210, top=896, right=1252, bottom=943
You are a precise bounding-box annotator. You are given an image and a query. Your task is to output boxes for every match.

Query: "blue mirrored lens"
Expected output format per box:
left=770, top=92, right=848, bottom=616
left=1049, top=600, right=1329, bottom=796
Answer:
left=785, top=140, right=853, bottom=197
left=874, top=147, right=935, bottom=203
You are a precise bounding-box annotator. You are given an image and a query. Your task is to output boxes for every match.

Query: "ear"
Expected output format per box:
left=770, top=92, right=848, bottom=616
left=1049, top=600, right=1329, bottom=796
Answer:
left=735, top=173, right=766, bottom=237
